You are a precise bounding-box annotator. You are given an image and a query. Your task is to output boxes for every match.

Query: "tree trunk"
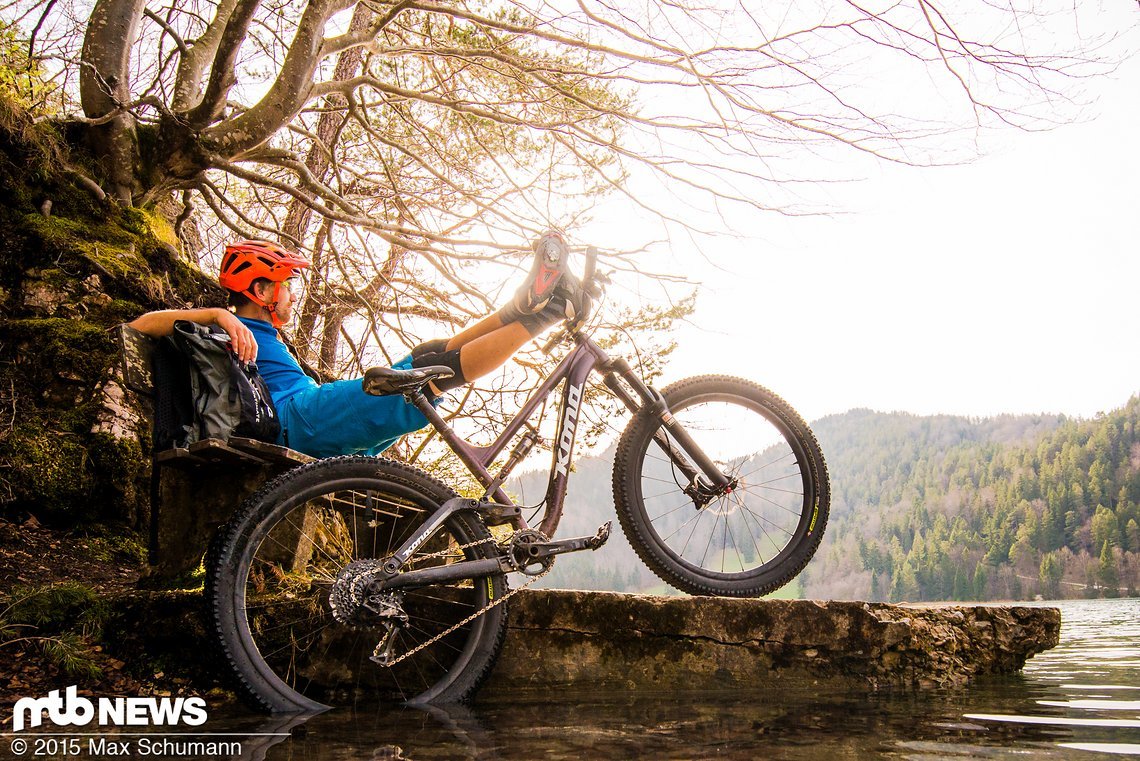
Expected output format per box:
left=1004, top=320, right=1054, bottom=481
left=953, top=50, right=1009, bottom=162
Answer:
left=79, top=0, right=146, bottom=203
left=281, top=3, right=373, bottom=246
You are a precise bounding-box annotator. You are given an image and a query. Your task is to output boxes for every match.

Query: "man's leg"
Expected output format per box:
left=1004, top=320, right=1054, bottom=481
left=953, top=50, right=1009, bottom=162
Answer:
left=444, top=312, right=510, bottom=351
left=410, top=232, right=582, bottom=392
left=413, top=289, right=580, bottom=392
left=453, top=321, right=533, bottom=380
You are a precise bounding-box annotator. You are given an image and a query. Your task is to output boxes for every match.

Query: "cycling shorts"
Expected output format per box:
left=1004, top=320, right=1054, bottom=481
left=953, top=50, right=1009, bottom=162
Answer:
left=275, top=354, right=429, bottom=458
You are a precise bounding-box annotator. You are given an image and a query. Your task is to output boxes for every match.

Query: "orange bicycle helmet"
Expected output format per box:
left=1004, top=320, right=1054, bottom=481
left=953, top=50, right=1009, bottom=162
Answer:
left=220, top=240, right=310, bottom=328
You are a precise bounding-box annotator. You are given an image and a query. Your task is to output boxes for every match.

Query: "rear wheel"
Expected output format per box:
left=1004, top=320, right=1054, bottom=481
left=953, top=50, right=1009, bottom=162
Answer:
left=612, top=375, right=829, bottom=597
left=207, top=456, right=508, bottom=710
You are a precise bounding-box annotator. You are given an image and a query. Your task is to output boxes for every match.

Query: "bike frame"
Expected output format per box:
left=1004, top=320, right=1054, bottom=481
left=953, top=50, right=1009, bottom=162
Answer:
left=405, top=327, right=732, bottom=539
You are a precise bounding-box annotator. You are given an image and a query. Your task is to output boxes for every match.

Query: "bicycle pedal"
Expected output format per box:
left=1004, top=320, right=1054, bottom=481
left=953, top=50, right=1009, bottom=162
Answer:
left=588, top=521, right=611, bottom=550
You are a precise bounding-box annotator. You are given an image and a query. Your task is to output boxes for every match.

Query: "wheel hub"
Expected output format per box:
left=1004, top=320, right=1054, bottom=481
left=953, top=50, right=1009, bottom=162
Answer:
left=685, top=473, right=739, bottom=510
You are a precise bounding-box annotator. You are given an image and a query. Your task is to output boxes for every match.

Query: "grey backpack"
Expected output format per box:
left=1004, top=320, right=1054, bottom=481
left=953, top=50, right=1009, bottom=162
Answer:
left=153, top=320, right=280, bottom=449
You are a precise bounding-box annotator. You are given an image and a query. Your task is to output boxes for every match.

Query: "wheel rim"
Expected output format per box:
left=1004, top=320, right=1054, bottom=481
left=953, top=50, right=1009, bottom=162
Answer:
left=232, top=476, right=495, bottom=706
left=633, top=392, right=815, bottom=582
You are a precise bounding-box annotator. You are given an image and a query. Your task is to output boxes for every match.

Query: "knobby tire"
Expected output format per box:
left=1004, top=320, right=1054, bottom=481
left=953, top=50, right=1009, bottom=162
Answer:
left=612, top=375, right=830, bottom=597
left=206, top=455, right=509, bottom=712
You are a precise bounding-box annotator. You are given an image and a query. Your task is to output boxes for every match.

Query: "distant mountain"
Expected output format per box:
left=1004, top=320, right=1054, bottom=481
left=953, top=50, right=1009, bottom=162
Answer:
left=512, top=398, right=1140, bottom=601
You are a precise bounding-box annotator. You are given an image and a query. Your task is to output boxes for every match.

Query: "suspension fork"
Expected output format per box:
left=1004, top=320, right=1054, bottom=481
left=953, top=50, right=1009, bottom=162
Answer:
left=601, top=357, right=732, bottom=494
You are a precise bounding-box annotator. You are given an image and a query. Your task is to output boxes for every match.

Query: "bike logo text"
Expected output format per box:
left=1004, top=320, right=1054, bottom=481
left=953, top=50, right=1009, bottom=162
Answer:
left=555, top=383, right=583, bottom=477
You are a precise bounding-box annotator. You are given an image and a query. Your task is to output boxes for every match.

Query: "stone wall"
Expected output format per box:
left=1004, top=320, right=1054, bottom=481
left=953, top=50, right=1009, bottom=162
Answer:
left=18, top=588, right=1057, bottom=707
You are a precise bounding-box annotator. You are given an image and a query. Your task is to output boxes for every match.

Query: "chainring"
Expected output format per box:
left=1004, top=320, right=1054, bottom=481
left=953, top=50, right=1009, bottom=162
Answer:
left=507, top=529, right=554, bottom=576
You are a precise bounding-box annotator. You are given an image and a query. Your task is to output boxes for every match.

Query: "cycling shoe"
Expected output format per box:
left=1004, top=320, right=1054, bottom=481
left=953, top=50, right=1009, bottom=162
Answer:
left=514, top=231, right=570, bottom=314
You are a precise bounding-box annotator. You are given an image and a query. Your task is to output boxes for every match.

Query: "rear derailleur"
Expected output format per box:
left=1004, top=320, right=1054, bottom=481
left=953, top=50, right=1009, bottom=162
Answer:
left=329, top=560, right=410, bottom=665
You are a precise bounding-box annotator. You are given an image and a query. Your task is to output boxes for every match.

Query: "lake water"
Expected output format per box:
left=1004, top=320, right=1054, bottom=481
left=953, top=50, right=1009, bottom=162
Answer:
left=196, top=597, right=1140, bottom=760
left=9, top=598, right=1136, bottom=760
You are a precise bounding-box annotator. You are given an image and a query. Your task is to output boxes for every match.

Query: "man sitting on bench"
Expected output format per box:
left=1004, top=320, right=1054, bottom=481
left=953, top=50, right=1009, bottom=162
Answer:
left=129, top=235, right=581, bottom=458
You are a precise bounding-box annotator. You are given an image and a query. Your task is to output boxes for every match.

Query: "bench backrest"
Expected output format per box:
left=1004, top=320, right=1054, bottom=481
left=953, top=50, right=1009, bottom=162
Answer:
left=118, top=323, right=158, bottom=397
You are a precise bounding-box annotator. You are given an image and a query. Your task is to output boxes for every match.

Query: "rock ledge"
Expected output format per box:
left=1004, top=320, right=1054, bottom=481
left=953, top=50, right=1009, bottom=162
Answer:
left=489, top=590, right=1060, bottom=693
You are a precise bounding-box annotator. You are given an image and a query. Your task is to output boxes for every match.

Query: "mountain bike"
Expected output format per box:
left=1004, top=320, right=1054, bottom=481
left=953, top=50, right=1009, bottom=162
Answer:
left=206, top=247, right=830, bottom=712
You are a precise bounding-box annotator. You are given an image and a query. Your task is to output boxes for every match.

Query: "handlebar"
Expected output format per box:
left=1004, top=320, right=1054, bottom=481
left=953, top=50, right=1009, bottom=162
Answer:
left=581, top=245, right=609, bottom=298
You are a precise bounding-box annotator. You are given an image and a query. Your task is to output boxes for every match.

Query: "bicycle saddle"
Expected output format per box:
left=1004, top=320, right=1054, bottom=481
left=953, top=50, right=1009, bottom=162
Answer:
left=362, top=365, right=454, bottom=396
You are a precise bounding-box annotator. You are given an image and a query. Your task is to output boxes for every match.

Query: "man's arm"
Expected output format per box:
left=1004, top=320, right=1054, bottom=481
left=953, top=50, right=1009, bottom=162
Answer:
left=127, top=308, right=259, bottom=363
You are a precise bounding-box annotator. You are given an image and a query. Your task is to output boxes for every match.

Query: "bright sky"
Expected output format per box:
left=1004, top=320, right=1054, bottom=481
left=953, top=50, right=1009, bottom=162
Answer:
left=589, top=54, right=1140, bottom=423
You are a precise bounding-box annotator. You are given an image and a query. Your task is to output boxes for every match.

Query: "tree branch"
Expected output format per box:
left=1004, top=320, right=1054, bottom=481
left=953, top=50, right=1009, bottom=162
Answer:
left=171, top=0, right=243, bottom=112
left=186, top=0, right=264, bottom=128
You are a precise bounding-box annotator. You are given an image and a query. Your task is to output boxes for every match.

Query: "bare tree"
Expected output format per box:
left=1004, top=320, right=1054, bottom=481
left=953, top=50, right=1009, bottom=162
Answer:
left=4, top=0, right=1125, bottom=377
left=12, top=0, right=1119, bottom=212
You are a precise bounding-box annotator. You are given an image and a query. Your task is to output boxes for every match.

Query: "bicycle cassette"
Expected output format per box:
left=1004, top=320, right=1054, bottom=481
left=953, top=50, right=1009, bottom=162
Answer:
left=329, top=559, right=383, bottom=624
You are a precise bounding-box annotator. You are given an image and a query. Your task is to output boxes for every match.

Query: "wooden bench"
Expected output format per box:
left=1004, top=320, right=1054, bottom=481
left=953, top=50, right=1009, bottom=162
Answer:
left=117, top=324, right=314, bottom=581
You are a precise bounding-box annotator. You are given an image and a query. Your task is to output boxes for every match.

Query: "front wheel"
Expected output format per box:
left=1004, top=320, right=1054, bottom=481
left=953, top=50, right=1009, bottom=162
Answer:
left=206, top=456, right=509, bottom=711
left=612, top=375, right=829, bottom=597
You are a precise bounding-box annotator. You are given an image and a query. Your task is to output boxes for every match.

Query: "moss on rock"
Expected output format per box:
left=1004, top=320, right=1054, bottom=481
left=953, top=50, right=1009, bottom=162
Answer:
left=3, top=317, right=115, bottom=389
left=0, top=320, right=149, bottom=523
left=2, top=424, right=91, bottom=514
left=0, top=96, right=219, bottom=531
left=86, top=432, right=148, bottom=525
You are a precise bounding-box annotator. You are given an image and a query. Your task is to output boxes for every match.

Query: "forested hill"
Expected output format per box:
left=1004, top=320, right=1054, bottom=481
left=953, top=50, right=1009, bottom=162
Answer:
left=804, top=399, right=1140, bottom=601
left=518, top=398, right=1140, bottom=601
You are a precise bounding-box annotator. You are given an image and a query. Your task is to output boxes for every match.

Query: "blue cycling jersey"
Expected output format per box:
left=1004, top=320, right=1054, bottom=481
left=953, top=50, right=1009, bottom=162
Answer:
left=237, top=317, right=317, bottom=406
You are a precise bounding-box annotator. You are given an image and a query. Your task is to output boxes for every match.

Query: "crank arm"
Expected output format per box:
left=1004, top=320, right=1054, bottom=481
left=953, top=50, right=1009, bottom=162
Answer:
left=526, top=522, right=612, bottom=561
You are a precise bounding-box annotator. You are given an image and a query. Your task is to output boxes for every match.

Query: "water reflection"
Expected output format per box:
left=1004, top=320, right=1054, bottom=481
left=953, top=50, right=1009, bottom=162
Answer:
left=192, top=598, right=1140, bottom=760
left=264, top=686, right=1137, bottom=759
left=957, top=598, right=1140, bottom=759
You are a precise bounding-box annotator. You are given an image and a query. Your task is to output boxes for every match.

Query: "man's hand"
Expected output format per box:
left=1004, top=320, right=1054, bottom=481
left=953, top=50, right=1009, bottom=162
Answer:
left=215, top=309, right=258, bottom=364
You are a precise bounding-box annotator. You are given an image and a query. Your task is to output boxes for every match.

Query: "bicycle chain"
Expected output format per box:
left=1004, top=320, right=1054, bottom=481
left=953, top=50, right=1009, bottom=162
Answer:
left=372, top=534, right=552, bottom=668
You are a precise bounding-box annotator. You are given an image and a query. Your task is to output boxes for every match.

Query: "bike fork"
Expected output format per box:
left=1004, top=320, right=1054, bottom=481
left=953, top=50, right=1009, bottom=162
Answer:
left=601, top=358, right=734, bottom=497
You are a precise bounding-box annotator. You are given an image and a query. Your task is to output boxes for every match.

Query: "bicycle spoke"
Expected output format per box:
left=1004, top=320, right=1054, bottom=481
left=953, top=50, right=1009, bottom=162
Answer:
left=734, top=451, right=796, bottom=477
left=740, top=502, right=795, bottom=552
left=647, top=498, right=698, bottom=524
left=740, top=487, right=806, bottom=518
left=660, top=505, right=708, bottom=545
left=699, top=510, right=720, bottom=569
left=733, top=494, right=768, bottom=566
